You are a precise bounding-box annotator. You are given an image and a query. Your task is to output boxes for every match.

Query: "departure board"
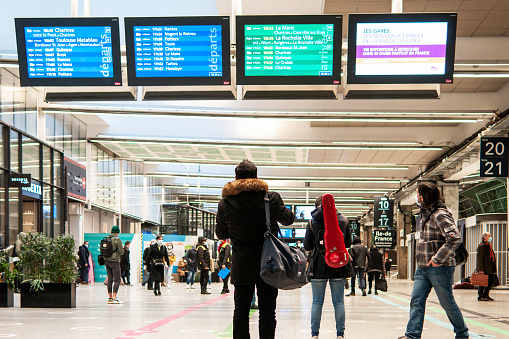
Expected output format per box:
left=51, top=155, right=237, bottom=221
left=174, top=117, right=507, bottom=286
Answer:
left=133, top=25, right=223, bottom=77
left=244, top=24, right=334, bottom=77
left=24, top=26, right=114, bottom=78
left=15, top=18, right=122, bottom=87
left=125, top=17, right=231, bottom=86
left=236, top=15, right=342, bottom=85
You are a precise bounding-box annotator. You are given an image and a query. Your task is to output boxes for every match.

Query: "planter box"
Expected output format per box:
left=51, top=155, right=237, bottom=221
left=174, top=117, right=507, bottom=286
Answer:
left=20, top=282, right=76, bottom=308
left=0, top=283, right=14, bottom=307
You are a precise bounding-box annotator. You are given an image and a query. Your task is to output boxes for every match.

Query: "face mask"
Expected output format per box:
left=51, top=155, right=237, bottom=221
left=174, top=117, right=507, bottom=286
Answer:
left=157, top=240, right=163, bottom=245
left=416, top=195, right=421, bottom=207
left=84, top=244, right=88, bottom=248
left=488, top=237, right=493, bottom=242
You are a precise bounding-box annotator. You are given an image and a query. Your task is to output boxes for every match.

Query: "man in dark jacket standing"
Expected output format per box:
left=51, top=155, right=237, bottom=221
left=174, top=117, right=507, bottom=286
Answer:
left=366, top=245, right=385, bottom=295
left=196, top=237, right=211, bottom=295
left=347, top=237, right=368, bottom=296
left=216, top=159, right=295, bottom=339
left=143, top=239, right=155, bottom=289
left=477, top=232, right=497, bottom=301
left=78, top=241, right=90, bottom=284
left=218, top=239, right=232, bottom=294
left=121, top=241, right=131, bottom=286
left=185, top=244, right=197, bottom=289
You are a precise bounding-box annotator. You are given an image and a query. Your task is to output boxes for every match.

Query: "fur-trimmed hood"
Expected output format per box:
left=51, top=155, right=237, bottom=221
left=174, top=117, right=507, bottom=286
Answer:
left=221, top=178, right=269, bottom=211
left=222, top=178, right=268, bottom=198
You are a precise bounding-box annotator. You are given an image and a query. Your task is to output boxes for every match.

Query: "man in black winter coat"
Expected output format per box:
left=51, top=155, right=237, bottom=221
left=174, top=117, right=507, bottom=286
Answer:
left=477, top=232, right=497, bottom=301
left=216, top=160, right=294, bottom=339
left=143, top=239, right=156, bottom=290
left=347, top=237, right=368, bottom=296
left=196, top=236, right=211, bottom=295
left=78, top=241, right=90, bottom=284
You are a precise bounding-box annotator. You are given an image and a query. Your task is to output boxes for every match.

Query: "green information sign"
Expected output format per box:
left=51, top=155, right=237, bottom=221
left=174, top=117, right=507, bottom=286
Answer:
left=244, top=23, right=334, bottom=77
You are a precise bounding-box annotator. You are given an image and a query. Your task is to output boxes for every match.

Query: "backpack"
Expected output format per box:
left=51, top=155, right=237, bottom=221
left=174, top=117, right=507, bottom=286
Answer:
left=100, top=237, right=114, bottom=257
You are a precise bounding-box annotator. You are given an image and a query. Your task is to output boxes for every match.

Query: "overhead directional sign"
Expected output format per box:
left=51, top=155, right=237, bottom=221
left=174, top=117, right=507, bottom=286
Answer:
left=374, top=196, right=394, bottom=228
left=480, top=137, right=509, bottom=178
left=349, top=219, right=360, bottom=240
left=373, top=230, right=397, bottom=249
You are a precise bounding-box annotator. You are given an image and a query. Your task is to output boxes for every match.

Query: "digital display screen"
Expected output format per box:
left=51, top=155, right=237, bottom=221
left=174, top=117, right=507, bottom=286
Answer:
left=243, top=23, right=334, bottom=77
left=355, top=22, right=448, bottom=76
left=15, top=18, right=122, bottom=87
left=133, top=25, right=223, bottom=77
left=125, top=17, right=231, bottom=86
left=347, top=13, right=457, bottom=84
left=236, top=15, right=342, bottom=85
left=294, top=228, right=307, bottom=238
left=279, top=228, right=293, bottom=238
left=24, top=26, right=114, bottom=78
left=295, top=205, right=314, bottom=221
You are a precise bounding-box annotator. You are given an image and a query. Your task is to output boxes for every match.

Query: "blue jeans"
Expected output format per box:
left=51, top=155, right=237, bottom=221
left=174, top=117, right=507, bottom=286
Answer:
left=187, top=270, right=196, bottom=285
left=405, top=266, right=469, bottom=339
left=351, top=267, right=366, bottom=292
left=311, top=278, right=346, bottom=337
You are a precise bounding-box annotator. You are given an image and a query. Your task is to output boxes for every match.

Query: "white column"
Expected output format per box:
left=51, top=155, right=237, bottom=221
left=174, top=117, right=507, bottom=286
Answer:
left=442, top=184, right=460, bottom=222
left=119, top=160, right=123, bottom=231
left=392, top=0, right=403, bottom=13
left=71, top=0, right=78, bottom=17
left=84, top=0, right=90, bottom=17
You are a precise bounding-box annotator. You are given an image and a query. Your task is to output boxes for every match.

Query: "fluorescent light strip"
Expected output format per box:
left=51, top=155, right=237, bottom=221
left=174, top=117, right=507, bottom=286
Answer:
left=144, top=160, right=408, bottom=170
left=166, top=185, right=393, bottom=193
left=94, top=138, right=443, bottom=151
left=46, top=105, right=492, bottom=117
left=454, top=73, right=509, bottom=78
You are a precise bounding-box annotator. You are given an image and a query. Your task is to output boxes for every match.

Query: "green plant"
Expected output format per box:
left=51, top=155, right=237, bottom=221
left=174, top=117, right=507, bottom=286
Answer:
left=0, top=251, right=17, bottom=288
left=46, top=235, right=77, bottom=284
left=18, top=232, right=50, bottom=292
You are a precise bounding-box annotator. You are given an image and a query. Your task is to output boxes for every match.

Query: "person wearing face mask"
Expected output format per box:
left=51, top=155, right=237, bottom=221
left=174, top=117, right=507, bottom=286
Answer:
left=399, top=181, right=469, bottom=339
left=196, top=236, right=211, bottom=295
left=476, top=232, right=497, bottom=301
left=78, top=241, right=90, bottom=285
left=146, top=235, right=170, bottom=296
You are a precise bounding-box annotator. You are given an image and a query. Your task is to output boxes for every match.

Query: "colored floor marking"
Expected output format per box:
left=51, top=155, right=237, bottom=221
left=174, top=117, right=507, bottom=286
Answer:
left=383, top=292, right=509, bottom=337
left=217, top=309, right=257, bottom=338
left=115, top=294, right=231, bottom=339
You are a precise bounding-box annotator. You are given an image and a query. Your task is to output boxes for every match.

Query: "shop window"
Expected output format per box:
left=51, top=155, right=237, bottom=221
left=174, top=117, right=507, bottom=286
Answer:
left=10, top=130, right=19, bottom=173
left=53, top=150, right=61, bottom=188
left=21, top=135, right=40, bottom=180
left=0, top=172, right=5, bottom=248
left=43, top=145, right=51, bottom=184
left=8, top=187, right=19, bottom=246
left=42, top=184, right=52, bottom=237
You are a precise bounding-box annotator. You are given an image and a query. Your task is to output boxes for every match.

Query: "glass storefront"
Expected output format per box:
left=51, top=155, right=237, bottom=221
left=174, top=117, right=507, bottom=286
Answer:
left=0, top=120, right=65, bottom=248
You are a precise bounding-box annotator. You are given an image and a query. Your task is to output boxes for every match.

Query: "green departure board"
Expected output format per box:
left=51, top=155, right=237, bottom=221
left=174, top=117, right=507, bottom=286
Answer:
left=243, top=23, right=334, bottom=77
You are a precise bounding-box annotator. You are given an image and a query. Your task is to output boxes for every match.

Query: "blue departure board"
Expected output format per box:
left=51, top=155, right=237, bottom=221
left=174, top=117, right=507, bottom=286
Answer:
left=24, top=26, right=113, bottom=78
left=134, top=25, right=223, bottom=77
left=15, top=18, right=122, bottom=87
left=125, top=17, right=231, bottom=86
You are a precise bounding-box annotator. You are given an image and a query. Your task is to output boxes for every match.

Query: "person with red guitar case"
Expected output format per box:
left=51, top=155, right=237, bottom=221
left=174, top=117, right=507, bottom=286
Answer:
left=304, top=195, right=352, bottom=339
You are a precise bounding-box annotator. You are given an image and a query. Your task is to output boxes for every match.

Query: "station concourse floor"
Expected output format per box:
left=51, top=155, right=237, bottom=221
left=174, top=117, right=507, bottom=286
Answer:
left=1, top=278, right=509, bottom=339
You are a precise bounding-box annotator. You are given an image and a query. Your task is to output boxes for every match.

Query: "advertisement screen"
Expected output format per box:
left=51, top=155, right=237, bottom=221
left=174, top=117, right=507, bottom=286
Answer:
left=294, top=228, right=306, bottom=238
left=347, top=13, right=456, bottom=84
left=355, top=22, right=448, bottom=76
left=15, top=18, right=122, bottom=86
left=125, top=17, right=230, bottom=86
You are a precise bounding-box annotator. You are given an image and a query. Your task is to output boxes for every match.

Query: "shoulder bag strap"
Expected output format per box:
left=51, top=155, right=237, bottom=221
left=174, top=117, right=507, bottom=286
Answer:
left=421, top=206, right=439, bottom=232
left=264, top=192, right=285, bottom=241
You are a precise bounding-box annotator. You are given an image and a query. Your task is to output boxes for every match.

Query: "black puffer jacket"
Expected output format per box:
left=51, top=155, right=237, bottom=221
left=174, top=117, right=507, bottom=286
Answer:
left=304, top=206, right=352, bottom=279
left=216, top=178, right=294, bottom=285
left=367, top=248, right=384, bottom=274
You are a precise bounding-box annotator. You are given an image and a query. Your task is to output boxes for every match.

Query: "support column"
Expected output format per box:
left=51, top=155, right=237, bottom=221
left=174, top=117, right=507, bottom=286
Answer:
left=119, top=160, right=123, bottom=232
left=397, top=204, right=412, bottom=279
left=442, top=184, right=460, bottom=222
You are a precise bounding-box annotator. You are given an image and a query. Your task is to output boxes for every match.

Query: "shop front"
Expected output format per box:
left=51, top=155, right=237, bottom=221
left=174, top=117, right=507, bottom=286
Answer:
left=0, top=121, right=65, bottom=249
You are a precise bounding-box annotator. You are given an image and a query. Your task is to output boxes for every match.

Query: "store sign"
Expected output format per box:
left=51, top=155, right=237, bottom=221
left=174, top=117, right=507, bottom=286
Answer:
left=373, top=230, right=397, bottom=249
left=64, top=157, right=86, bottom=201
left=9, top=174, right=31, bottom=187
left=480, top=137, right=509, bottom=177
left=22, top=181, right=42, bottom=200
left=374, top=196, right=394, bottom=228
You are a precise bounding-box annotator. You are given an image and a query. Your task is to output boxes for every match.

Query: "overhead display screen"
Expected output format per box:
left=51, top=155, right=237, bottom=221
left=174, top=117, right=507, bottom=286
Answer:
left=125, top=17, right=231, bottom=86
left=279, top=228, right=293, bottom=238
left=15, top=17, right=122, bottom=87
left=295, top=205, right=315, bottom=221
left=347, top=13, right=457, bottom=84
left=236, top=15, right=342, bottom=85
left=294, top=228, right=307, bottom=238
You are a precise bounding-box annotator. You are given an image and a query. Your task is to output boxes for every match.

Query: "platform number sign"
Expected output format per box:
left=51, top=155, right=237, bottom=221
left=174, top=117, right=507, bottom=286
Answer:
left=480, top=137, right=509, bottom=178
left=374, top=196, right=393, bottom=228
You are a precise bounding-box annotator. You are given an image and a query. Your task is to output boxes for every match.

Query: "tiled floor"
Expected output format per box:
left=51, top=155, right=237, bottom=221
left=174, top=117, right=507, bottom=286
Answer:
left=1, top=278, right=508, bottom=338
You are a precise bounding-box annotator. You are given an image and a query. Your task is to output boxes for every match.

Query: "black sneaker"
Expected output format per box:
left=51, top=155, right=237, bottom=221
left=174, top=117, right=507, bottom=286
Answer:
left=486, top=296, right=494, bottom=301
left=201, top=291, right=211, bottom=295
